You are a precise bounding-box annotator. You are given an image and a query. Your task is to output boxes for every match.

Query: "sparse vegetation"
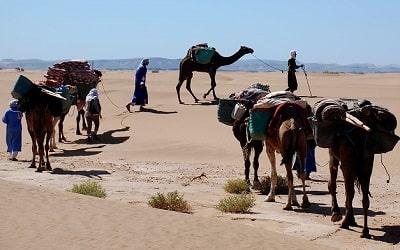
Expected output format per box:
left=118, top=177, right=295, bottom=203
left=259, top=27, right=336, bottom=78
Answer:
left=217, top=193, right=256, bottom=213
left=148, top=191, right=192, bottom=213
left=223, top=179, right=250, bottom=194
left=70, top=181, right=107, bottom=198
left=260, top=176, right=288, bottom=195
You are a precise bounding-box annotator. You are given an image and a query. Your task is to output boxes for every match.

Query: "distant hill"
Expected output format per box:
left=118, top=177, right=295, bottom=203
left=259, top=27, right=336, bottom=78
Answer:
left=1, top=58, right=400, bottom=73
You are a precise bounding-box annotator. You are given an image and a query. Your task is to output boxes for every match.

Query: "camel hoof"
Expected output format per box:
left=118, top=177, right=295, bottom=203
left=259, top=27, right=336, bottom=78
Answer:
left=195, top=99, right=199, bottom=103
left=264, top=196, right=275, bottom=202
left=283, top=205, right=293, bottom=211
left=76, top=131, right=81, bottom=135
left=331, top=212, right=343, bottom=222
left=252, top=180, right=262, bottom=191
left=340, top=223, right=349, bottom=230
left=29, top=164, right=36, bottom=169
left=301, top=197, right=311, bottom=208
left=361, top=230, right=371, bottom=239
left=46, top=164, right=52, bottom=171
left=292, top=200, right=300, bottom=207
left=202, top=94, right=207, bottom=99
left=35, top=168, right=43, bottom=173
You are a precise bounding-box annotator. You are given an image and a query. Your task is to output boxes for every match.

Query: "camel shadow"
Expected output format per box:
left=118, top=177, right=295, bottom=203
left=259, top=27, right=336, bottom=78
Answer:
left=135, top=107, right=178, bottom=114
left=73, top=127, right=130, bottom=145
left=51, top=167, right=110, bottom=179
left=51, top=145, right=105, bottom=157
left=292, top=202, right=386, bottom=218
left=369, top=225, right=400, bottom=244
left=181, top=100, right=219, bottom=106
left=100, top=127, right=130, bottom=144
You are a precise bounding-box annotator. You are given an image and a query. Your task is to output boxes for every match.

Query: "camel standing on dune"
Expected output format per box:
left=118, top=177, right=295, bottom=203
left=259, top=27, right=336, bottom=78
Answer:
left=176, top=46, right=254, bottom=104
left=262, top=103, right=311, bottom=210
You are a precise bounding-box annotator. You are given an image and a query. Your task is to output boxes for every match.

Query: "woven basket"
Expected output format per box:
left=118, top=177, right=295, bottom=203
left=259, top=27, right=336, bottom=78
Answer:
left=217, top=99, right=237, bottom=126
left=11, top=75, right=36, bottom=99
left=248, top=110, right=272, bottom=140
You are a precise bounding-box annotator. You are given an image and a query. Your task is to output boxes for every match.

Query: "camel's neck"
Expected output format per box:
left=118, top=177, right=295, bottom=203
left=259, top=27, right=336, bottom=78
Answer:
left=217, top=50, right=247, bottom=66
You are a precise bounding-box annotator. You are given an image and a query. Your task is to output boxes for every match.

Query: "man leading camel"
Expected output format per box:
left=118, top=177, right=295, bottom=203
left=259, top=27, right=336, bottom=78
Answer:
left=126, top=58, right=150, bottom=112
left=286, top=50, right=304, bottom=93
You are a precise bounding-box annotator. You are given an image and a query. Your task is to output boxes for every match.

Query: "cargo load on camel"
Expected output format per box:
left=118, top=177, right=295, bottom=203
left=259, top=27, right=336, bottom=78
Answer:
left=312, top=98, right=399, bottom=153
left=44, top=60, right=102, bottom=100
left=217, top=83, right=271, bottom=126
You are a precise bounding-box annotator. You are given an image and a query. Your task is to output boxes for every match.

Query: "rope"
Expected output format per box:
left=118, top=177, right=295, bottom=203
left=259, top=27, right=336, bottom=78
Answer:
left=100, top=81, right=124, bottom=109
left=380, top=154, right=391, bottom=183
left=251, top=54, right=285, bottom=73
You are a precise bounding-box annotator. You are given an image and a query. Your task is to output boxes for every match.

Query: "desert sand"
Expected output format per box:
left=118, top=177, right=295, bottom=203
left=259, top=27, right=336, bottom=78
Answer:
left=0, top=69, right=399, bottom=249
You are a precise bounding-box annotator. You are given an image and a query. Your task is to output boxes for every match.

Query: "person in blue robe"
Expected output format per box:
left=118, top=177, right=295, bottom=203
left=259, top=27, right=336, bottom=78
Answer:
left=126, top=58, right=150, bottom=112
left=2, top=100, right=23, bottom=161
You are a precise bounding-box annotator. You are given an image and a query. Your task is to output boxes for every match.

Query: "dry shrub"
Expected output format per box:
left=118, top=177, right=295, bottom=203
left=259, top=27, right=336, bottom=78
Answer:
left=148, top=191, right=192, bottom=213
left=70, top=181, right=107, bottom=198
left=260, top=176, right=288, bottom=195
left=224, top=179, right=250, bottom=194
left=217, top=194, right=256, bottom=213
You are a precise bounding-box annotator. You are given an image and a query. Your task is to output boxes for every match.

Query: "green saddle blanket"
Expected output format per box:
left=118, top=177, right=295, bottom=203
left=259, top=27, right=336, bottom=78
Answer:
left=195, top=47, right=215, bottom=64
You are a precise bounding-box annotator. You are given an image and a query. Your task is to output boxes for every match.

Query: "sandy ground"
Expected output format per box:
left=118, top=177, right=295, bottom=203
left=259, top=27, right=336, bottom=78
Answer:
left=0, top=69, right=399, bottom=249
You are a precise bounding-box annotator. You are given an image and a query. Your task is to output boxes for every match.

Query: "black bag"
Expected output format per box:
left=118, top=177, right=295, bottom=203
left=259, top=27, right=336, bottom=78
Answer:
left=88, top=98, right=101, bottom=114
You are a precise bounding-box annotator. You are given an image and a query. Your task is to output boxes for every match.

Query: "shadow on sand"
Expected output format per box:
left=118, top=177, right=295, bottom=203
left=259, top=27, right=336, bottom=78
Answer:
left=51, top=167, right=110, bottom=179
left=181, top=100, right=219, bottom=106
left=51, top=145, right=105, bottom=157
left=135, top=107, right=178, bottom=114
left=293, top=202, right=386, bottom=218
left=73, top=127, right=130, bottom=145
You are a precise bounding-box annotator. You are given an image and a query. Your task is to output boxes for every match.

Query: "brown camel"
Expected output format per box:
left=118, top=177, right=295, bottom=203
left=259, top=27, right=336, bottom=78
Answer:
left=262, top=103, right=311, bottom=210
left=176, top=46, right=254, bottom=104
left=326, top=104, right=399, bottom=239
left=24, top=87, right=63, bottom=172
left=232, top=104, right=263, bottom=189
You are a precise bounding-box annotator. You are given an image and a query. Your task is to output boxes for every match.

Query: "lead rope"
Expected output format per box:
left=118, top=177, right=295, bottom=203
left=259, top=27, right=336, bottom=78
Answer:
left=251, top=54, right=285, bottom=73
left=380, top=154, right=391, bottom=183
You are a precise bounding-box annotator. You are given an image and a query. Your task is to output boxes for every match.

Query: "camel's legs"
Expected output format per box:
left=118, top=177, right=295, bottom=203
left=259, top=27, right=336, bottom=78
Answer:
left=242, top=144, right=251, bottom=185
left=329, top=151, right=342, bottom=222
left=50, top=116, right=59, bottom=151
left=360, top=155, right=373, bottom=239
left=284, top=161, right=294, bottom=210
left=36, top=134, right=45, bottom=172
left=203, top=70, right=217, bottom=100
left=252, top=141, right=263, bottom=189
left=265, top=145, right=277, bottom=202
left=185, top=77, right=199, bottom=103
left=340, top=159, right=357, bottom=229
left=176, top=79, right=185, bottom=104
left=59, top=114, right=66, bottom=141
left=45, top=131, right=52, bottom=171
left=76, top=110, right=82, bottom=135
left=28, top=130, right=37, bottom=169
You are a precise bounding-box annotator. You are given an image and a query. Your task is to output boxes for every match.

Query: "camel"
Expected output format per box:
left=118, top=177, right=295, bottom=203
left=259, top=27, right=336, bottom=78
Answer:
left=325, top=103, right=399, bottom=238
left=176, top=45, right=254, bottom=104
left=50, top=85, right=77, bottom=151
left=262, top=103, right=311, bottom=210
left=232, top=104, right=263, bottom=189
left=24, top=87, right=63, bottom=172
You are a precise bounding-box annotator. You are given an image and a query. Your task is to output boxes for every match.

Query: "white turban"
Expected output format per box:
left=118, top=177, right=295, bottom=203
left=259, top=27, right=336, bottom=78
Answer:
left=290, top=50, right=297, bottom=59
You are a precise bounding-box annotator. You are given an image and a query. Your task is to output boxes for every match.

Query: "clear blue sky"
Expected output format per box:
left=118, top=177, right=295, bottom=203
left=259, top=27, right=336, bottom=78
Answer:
left=1, top=0, right=399, bottom=65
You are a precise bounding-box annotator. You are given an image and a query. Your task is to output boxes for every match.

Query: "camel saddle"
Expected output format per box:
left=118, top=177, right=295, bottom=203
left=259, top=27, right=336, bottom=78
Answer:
left=267, top=102, right=312, bottom=138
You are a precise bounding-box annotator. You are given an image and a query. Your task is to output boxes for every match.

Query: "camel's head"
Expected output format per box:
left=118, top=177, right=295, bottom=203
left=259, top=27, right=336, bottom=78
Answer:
left=240, top=46, right=254, bottom=54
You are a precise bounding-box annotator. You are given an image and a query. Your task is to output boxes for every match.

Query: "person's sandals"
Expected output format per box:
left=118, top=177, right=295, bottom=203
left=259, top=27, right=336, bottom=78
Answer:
left=126, top=104, right=131, bottom=113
